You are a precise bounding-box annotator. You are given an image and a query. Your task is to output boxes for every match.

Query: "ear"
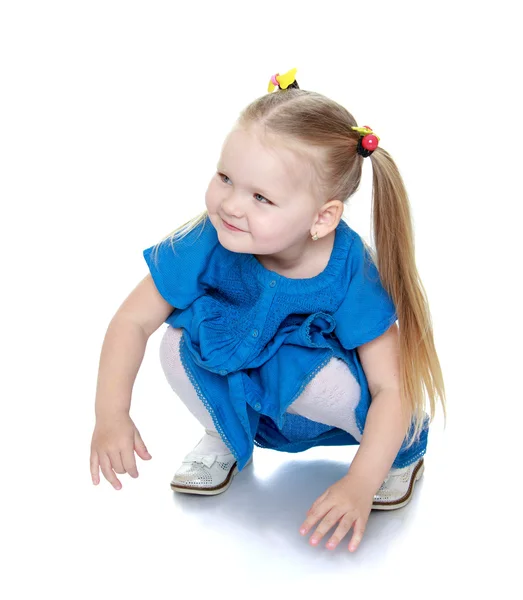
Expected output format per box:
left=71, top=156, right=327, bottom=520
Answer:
left=312, top=200, right=344, bottom=236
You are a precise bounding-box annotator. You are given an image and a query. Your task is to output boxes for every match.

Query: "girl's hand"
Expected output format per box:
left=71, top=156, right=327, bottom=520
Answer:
left=299, top=474, right=375, bottom=552
left=90, top=413, right=152, bottom=490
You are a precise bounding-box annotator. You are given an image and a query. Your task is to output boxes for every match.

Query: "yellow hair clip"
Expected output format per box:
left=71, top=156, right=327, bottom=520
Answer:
left=268, top=68, right=298, bottom=92
left=351, top=126, right=380, bottom=141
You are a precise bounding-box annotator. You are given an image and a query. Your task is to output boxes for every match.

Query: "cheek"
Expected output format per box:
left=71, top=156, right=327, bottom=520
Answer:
left=259, top=211, right=309, bottom=246
left=251, top=214, right=291, bottom=246
left=204, top=182, right=219, bottom=211
left=260, top=214, right=290, bottom=235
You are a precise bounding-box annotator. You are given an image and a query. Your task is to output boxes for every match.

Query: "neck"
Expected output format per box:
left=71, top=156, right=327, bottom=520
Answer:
left=254, top=230, right=335, bottom=279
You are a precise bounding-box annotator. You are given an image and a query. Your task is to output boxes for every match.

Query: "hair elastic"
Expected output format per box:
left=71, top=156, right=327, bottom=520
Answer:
left=268, top=68, right=299, bottom=92
left=351, top=125, right=380, bottom=157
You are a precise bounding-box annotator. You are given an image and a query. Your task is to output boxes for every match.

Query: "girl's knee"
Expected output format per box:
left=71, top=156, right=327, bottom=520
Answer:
left=159, top=326, right=184, bottom=373
left=303, top=356, right=360, bottom=397
left=286, top=357, right=362, bottom=440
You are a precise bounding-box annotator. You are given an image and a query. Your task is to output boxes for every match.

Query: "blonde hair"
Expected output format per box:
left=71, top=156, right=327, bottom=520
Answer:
left=153, top=88, right=446, bottom=447
left=149, top=209, right=209, bottom=266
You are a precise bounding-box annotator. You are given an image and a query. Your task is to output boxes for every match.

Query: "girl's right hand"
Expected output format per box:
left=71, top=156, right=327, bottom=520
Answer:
left=90, top=413, right=152, bottom=490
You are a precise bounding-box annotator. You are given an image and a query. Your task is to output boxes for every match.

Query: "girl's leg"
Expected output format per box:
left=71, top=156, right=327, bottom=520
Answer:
left=287, top=355, right=424, bottom=510
left=286, top=356, right=363, bottom=442
left=159, top=326, right=229, bottom=455
left=160, top=326, right=362, bottom=451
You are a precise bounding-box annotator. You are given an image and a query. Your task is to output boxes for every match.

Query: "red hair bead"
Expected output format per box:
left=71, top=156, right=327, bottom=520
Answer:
left=361, top=134, right=379, bottom=151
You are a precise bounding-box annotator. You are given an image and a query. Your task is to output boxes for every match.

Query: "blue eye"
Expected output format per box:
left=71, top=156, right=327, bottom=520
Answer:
left=219, top=173, right=272, bottom=205
left=254, top=193, right=271, bottom=204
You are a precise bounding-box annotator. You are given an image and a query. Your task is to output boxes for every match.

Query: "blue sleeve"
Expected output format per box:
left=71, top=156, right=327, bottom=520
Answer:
left=142, top=218, right=219, bottom=310
left=333, top=232, right=397, bottom=350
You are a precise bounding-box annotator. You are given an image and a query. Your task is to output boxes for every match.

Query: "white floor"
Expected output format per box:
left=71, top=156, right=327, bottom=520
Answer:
left=4, top=325, right=518, bottom=599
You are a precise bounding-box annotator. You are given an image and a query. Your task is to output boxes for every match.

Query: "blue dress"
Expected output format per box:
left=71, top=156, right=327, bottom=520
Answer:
left=143, top=217, right=428, bottom=471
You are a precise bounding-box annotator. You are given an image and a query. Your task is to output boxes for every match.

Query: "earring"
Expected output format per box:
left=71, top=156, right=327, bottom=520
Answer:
left=312, top=232, right=319, bottom=241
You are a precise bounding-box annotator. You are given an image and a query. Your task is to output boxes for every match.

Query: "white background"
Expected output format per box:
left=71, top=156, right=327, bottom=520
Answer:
left=1, top=1, right=521, bottom=597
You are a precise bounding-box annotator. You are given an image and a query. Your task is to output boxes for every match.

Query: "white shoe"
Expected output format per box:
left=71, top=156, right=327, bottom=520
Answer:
left=170, top=450, right=253, bottom=496
left=372, top=458, right=425, bottom=510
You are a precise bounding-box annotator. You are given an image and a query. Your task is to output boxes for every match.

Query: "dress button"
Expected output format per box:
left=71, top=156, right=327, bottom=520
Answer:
left=269, top=280, right=276, bottom=287
left=251, top=329, right=258, bottom=338
left=219, top=369, right=227, bottom=376
left=254, top=402, right=262, bottom=411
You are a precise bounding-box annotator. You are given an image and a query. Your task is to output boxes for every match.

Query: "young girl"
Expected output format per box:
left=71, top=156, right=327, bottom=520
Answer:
left=90, top=68, right=446, bottom=553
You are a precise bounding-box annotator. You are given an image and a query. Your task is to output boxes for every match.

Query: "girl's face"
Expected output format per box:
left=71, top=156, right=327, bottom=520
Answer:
left=205, top=125, right=325, bottom=261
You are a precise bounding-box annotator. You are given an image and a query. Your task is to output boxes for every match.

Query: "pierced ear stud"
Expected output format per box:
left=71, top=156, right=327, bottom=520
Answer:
left=312, top=232, right=319, bottom=241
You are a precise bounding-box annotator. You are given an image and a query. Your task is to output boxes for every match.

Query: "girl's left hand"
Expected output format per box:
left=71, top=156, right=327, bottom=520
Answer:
left=299, top=474, right=375, bottom=552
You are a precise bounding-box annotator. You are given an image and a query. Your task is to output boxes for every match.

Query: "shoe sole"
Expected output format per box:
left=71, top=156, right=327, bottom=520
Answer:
left=371, top=458, right=425, bottom=511
left=170, top=456, right=253, bottom=496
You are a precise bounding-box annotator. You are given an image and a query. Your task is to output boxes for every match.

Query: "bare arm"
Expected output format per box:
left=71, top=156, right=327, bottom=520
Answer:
left=94, top=274, right=174, bottom=419
left=346, top=323, right=411, bottom=492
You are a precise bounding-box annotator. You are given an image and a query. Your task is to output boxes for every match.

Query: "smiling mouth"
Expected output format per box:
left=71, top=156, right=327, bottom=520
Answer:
left=222, top=218, right=244, bottom=232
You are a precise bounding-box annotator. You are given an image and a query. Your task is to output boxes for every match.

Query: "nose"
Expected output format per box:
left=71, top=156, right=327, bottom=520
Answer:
left=221, top=190, right=245, bottom=220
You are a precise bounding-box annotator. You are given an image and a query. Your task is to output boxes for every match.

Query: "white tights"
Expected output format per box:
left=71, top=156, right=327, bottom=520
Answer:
left=159, top=326, right=363, bottom=455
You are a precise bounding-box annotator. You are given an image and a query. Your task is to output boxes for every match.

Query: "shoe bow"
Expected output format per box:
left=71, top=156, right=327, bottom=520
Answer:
left=182, top=452, right=217, bottom=468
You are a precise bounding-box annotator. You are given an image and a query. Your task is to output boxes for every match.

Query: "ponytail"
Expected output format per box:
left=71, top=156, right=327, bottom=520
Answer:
left=370, top=148, right=447, bottom=447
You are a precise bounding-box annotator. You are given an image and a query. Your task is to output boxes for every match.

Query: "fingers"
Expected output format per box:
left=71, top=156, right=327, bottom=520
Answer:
left=299, top=502, right=367, bottom=551
left=306, top=491, right=327, bottom=515
left=98, top=453, right=123, bottom=490
left=110, top=451, right=125, bottom=475
left=299, top=502, right=337, bottom=541
left=91, top=421, right=149, bottom=489
left=134, top=430, right=152, bottom=461
left=348, top=517, right=367, bottom=552
left=300, top=492, right=332, bottom=534
left=91, top=447, right=141, bottom=488
left=306, top=508, right=343, bottom=546
left=326, top=515, right=356, bottom=550
left=90, top=451, right=100, bottom=485
left=121, top=451, right=139, bottom=479
left=299, top=509, right=324, bottom=537
left=300, top=479, right=371, bottom=552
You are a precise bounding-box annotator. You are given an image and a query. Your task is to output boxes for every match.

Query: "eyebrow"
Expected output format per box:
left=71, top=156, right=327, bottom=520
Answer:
left=216, top=164, right=280, bottom=201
